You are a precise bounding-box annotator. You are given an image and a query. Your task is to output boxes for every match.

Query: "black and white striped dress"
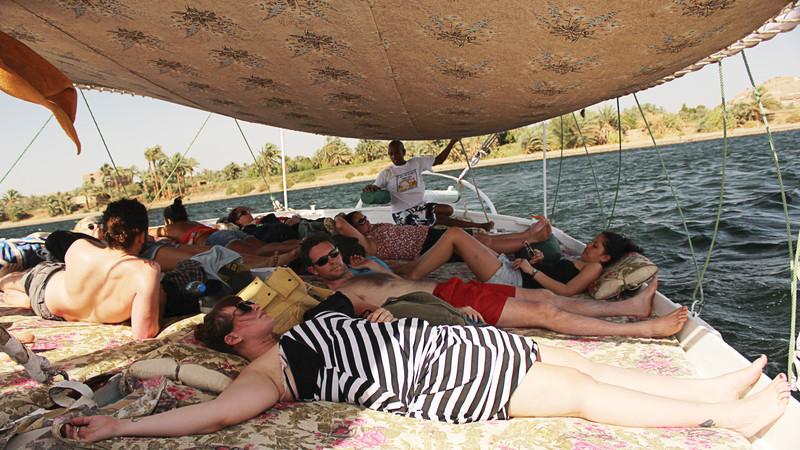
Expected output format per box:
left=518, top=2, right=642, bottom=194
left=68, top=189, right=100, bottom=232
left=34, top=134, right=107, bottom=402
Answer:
left=280, top=311, right=539, bottom=423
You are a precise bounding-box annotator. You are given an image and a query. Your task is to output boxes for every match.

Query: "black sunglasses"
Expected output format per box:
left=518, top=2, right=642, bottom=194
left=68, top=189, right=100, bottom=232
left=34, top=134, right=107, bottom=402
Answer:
left=355, top=216, right=368, bottom=225
left=314, top=248, right=340, bottom=266
left=235, top=300, right=256, bottom=314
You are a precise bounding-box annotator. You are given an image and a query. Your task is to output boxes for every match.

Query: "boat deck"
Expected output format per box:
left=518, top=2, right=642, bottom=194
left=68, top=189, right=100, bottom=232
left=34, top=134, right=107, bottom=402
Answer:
left=0, top=258, right=750, bottom=449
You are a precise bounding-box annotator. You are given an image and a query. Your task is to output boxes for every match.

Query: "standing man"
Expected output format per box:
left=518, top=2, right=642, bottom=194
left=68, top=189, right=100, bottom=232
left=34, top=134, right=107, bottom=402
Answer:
left=363, top=139, right=492, bottom=229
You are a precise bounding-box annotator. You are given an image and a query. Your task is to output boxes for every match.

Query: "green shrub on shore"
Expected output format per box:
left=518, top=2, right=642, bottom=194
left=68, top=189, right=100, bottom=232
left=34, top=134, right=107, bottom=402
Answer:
left=225, top=185, right=237, bottom=195
left=345, top=172, right=355, bottom=179
left=237, top=182, right=255, bottom=195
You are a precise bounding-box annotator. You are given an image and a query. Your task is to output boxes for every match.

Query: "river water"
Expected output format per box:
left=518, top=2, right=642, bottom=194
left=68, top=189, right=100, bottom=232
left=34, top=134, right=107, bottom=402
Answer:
left=4, top=129, right=799, bottom=377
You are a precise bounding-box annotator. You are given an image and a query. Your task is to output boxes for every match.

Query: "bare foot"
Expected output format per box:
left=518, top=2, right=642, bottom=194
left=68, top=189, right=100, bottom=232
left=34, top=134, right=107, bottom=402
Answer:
left=640, top=306, right=688, bottom=337
left=626, top=277, right=658, bottom=319
left=723, top=374, right=791, bottom=438
left=277, top=248, right=300, bottom=266
left=16, top=332, right=35, bottom=344
left=704, top=355, right=768, bottom=402
left=528, top=219, right=552, bottom=243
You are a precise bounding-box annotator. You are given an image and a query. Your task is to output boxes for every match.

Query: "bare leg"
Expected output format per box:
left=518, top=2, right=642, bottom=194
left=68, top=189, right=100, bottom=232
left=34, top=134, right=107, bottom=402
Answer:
left=433, top=204, right=493, bottom=230
left=401, top=228, right=502, bottom=281
left=540, top=345, right=767, bottom=402
left=227, top=239, right=298, bottom=257
left=496, top=297, right=687, bottom=337
left=507, top=360, right=790, bottom=437
left=474, top=221, right=553, bottom=253
left=0, top=272, right=31, bottom=307
left=514, top=279, right=659, bottom=319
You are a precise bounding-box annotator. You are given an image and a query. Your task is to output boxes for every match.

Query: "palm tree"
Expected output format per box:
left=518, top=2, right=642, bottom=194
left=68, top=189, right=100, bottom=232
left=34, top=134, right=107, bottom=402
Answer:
left=144, top=145, right=167, bottom=199
left=258, top=143, right=281, bottom=175
left=353, top=139, right=385, bottom=163
left=222, top=162, right=242, bottom=181
left=314, top=137, right=353, bottom=167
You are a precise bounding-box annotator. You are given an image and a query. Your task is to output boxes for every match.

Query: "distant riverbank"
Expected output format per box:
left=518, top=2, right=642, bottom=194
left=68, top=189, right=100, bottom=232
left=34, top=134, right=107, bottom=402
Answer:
left=2, top=122, right=798, bottom=231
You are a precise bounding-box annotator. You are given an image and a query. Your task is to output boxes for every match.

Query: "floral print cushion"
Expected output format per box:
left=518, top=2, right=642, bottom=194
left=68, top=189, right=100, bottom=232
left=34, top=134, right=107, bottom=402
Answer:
left=588, top=252, right=659, bottom=300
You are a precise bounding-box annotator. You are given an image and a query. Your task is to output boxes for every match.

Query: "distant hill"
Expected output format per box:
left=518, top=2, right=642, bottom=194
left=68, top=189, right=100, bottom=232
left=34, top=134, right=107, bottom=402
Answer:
left=732, top=76, right=800, bottom=107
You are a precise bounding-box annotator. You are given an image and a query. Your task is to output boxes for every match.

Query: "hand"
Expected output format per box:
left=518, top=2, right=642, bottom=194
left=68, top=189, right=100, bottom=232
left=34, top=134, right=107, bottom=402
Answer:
left=366, top=307, right=395, bottom=323
left=457, top=306, right=485, bottom=323
left=512, top=258, right=535, bottom=275
left=363, top=184, right=381, bottom=192
left=530, top=248, right=544, bottom=265
left=62, top=415, right=120, bottom=443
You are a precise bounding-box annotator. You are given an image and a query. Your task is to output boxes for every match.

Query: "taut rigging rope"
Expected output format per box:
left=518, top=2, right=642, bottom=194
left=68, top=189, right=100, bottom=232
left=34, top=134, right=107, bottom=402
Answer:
left=633, top=93, right=704, bottom=311
left=233, top=118, right=276, bottom=205
left=79, top=89, right=129, bottom=197
left=605, top=98, right=624, bottom=230
left=148, top=112, right=212, bottom=207
left=740, top=50, right=797, bottom=389
left=456, top=139, right=491, bottom=224
left=691, top=61, right=730, bottom=316
left=548, top=116, right=566, bottom=220
left=0, top=115, right=51, bottom=187
left=571, top=111, right=607, bottom=219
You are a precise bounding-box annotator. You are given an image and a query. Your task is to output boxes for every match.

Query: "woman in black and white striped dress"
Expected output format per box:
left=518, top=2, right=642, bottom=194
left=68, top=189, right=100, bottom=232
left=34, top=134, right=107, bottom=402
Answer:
left=65, top=294, right=790, bottom=442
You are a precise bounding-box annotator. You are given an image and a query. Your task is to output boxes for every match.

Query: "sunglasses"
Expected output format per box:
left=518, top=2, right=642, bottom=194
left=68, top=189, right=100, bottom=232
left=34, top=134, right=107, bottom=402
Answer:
left=355, top=216, right=368, bottom=225
left=234, top=300, right=256, bottom=314
left=313, top=248, right=340, bottom=266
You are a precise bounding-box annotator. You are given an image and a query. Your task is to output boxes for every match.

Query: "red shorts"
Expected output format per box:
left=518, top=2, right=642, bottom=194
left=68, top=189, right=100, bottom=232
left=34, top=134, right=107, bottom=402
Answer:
left=433, top=277, right=516, bottom=325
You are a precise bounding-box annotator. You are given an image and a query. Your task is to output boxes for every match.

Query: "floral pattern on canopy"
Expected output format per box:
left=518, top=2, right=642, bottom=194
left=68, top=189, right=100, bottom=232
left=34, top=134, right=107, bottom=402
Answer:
left=0, top=0, right=793, bottom=140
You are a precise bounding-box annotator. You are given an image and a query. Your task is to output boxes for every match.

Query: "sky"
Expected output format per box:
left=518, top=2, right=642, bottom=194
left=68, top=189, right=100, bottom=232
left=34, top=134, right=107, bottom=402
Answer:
left=1, top=28, right=798, bottom=196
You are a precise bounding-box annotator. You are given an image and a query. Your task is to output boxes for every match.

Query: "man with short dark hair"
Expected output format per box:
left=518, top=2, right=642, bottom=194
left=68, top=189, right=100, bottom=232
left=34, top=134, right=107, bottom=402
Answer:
left=362, top=139, right=492, bottom=229
left=300, top=235, right=689, bottom=338
left=0, top=199, right=165, bottom=339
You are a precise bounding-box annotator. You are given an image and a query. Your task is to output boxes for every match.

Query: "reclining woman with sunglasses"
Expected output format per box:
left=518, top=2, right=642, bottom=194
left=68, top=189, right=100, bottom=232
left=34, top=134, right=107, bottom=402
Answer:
left=63, top=294, right=789, bottom=443
left=405, top=229, right=644, bottom=297
left=335, top=211, right=552, bottom=263
left=226, top=207, right=302, bottom=244
left=158, top=198, right=299, bottom=265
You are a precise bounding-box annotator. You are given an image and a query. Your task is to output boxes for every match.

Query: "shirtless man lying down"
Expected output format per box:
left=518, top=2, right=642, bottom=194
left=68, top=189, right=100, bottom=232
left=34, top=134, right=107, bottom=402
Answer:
left=300, top=234, right=688, bottom=338
left=0, top=199, right=165, bottom=339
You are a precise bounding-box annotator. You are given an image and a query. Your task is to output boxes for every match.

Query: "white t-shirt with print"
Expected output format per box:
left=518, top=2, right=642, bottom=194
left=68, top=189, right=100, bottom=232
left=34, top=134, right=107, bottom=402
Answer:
left=374, top=156, right=434, bottom=213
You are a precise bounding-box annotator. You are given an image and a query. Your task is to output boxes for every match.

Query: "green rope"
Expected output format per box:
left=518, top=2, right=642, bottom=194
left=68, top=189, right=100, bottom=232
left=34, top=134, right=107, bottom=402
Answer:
left=790, top=228, right=799, bottom=390
left=79, top=89, right=129, bottom=197
left=0, top=115, right=52, bottom=187
left=549, top=117, right=566, bottom=220
left=233, top=118, right=275, bottom=203
left=571, top=111, right=606, bottom=218
left=605, top=98, right=624, bottom=230
left=691, top=61, right=730, bottom=314
left=149, top=112, right=212, bottom=206
left=740, top=51, right=796, bottom=383
left=741, top=51, right=794, bottom=265
left=634, top=93, right=703, bottom=305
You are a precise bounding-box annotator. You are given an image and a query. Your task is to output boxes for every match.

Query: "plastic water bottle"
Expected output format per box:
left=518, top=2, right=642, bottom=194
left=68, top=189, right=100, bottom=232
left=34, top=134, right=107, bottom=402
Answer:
left=184, top=281, right=207, bottom=297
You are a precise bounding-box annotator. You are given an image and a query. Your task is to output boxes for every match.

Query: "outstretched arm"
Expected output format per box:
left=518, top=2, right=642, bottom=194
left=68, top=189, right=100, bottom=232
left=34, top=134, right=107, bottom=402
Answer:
left=513, top=259, right=603, bottom=297
left=334, top=215, right=377, bottom=255
left=433, top=138, right=458, bottom=166
left=65, top=360, right=280, bottom=442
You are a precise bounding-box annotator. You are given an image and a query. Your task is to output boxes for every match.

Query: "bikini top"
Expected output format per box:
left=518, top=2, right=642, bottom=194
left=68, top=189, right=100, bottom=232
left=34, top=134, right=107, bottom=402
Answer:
left=521, top=258, right=581, bottom=289
left=178, top=225, right=215, bottom=245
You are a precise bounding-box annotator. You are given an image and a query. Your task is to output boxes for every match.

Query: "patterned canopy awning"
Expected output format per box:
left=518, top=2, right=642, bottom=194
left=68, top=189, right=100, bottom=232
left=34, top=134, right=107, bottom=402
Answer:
left=0, top=0, right=795, bottom=139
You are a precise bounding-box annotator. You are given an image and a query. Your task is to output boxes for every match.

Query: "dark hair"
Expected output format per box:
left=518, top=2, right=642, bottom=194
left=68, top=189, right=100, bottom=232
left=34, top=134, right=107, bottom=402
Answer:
left=163, top=197, right=189, bottom=223
left=344, top=211, right=360, bottom=226
left=388, top=140, right=405, bottom=153
left=600, top=231, right=643, bottom=266
left=226, top=207, right=249, bottom=226
left=299, top=233, right=334, bottom=267
left=331, top=235, right=366, bottom=265
left=194, top=295, right=241, bottom=354
left=101, top=198, right=148, bottom=250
